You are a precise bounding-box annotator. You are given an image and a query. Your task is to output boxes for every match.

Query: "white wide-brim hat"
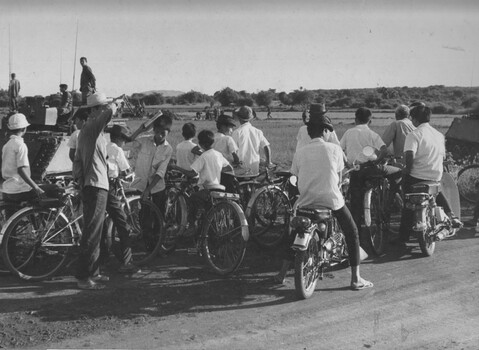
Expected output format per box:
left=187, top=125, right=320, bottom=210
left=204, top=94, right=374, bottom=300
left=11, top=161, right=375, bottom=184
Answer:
left=86, top=92, right=113, bottom=108
left=8, top=113, right=30, bottom=130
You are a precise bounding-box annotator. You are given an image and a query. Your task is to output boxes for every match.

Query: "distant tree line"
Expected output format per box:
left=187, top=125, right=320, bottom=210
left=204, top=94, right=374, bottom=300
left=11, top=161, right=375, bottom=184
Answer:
left=1, top=85, right=478, bottom=114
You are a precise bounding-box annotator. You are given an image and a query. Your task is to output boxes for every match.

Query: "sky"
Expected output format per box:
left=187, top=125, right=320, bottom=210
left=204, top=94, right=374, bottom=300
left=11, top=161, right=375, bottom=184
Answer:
left=0, top=0, right=478, bottom=97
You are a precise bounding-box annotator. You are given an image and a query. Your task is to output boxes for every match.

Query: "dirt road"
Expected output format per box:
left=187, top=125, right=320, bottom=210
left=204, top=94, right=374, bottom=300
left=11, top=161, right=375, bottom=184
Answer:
left=1, top=224, right=479, bottom=349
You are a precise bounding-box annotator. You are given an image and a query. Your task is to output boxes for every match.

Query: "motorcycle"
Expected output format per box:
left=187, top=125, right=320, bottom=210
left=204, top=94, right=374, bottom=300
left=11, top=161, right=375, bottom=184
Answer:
left=404, top=180, right=460, bottom=256
left=291, top=207, right=349, bottom=299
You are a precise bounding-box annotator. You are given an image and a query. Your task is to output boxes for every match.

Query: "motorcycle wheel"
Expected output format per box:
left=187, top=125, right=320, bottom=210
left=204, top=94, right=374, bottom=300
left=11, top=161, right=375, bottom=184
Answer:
left=294, top=236, right=320, bottom=300
left=418, top=207, right=436, bottom=256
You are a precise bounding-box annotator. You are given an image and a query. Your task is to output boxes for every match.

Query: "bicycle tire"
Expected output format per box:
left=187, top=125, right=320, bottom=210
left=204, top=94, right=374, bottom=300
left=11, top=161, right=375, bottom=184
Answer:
left=363, top=188, right=387, bottom=256
left=246, top=186, right=291, bottom=249
left=160, top=187, right=188, bottom=255
left=0, top=203, right=12, bottom=274
left=108, top=198, right=164, bottom=266
left=457, top=164, right=479, bottom=204
left=418, top=207, right=436, bottom=257
left=2, top=207, right=73, bottom=281
left=201, top=200, right=248, bottom=275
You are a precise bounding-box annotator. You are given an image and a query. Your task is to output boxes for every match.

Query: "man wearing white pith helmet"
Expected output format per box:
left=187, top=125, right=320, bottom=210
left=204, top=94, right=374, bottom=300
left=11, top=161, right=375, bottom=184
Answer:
left=1, top=113, right=44, bottom=204
left=73, top=92, right=116, bottom=290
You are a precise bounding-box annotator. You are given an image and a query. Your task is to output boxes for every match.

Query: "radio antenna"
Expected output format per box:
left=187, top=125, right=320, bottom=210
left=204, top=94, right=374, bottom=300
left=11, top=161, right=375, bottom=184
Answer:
left=72, top=20, right=79, bottom=92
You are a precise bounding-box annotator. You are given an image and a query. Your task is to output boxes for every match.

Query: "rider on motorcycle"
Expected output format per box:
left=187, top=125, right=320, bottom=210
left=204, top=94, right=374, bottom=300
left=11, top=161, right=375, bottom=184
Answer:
left=395, top=103, right=463, bottom=245
left=275, top=112, right=373, bottom=290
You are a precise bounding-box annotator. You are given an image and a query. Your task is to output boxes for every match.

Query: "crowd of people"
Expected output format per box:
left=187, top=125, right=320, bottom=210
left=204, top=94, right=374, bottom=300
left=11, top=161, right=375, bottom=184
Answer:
left=1, top=56, right=469, bottom=291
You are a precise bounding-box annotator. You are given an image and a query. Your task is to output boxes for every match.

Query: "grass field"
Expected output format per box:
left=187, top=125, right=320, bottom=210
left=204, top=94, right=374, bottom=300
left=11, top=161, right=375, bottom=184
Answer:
left=125, top=113, right=454, bottom=171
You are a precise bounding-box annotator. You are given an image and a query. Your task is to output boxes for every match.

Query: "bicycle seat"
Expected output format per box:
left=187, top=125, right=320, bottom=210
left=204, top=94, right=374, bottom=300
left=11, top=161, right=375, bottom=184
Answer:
left=34, top=197, right=65, bottom=208
left=124, top=188, right=142, bottom=196
left=234, top=173, right=260, bottom=181
left=296, top=207, right=331, bottom=221
left=410, top=181, right=441, bottom=195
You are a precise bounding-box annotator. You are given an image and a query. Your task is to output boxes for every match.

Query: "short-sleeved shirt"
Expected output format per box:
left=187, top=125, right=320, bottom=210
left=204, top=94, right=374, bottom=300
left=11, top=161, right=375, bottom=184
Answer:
left=232, top=122, right=269, bottom=174
left=340, top=124, right=385, bottom=164
left=381, top=118, right=415, bottom=157
left=404, top=123, right=445, bottom=181
left=73, top=109, right=112, bottom=190
left=295, top=125, right=340, bottom=151
left=213, top=132, right=239, bottom=164
left=130, top=136, right=172, bottom=194
left=1, top=135, right=32, bottom=194
left=190, top=149, right=230, bottom=190
left=291, top=138, right=345, bottom=211
left=106, top=142, right=130, bottom=179
left=176, top=139, right=197, bottom=170
left=67, top=130, right=80, bottom=149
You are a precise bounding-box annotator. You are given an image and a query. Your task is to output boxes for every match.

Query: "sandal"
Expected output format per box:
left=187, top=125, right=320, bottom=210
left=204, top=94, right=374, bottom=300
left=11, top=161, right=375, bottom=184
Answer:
left=351, top=278, right=373, bottom=291
left=77, top=278, right=106, bottom=290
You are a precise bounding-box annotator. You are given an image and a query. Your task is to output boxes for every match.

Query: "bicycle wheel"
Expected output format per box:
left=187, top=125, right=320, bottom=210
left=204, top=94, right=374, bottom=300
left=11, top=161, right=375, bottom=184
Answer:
left=457, top=164, right=479, bottom=204
left=2, top=207, right=73, bottom=281
left=201, top=200, right=248, bottom=275
left=160, top=188, right=187, bottom=255
left=294, top=236, right=320, bottom=300
left=0, top=203, right=12, bottom=274
left=418, top=207, right=436, bottom=257
left=246, top=186, right=291, bottom=249
left=132, top=199, right=164, bottom=265
left=364, top=187, right=388, bottom=256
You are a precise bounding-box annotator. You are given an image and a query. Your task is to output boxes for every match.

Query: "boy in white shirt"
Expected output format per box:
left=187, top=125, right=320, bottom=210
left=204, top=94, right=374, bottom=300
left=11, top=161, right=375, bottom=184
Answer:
left=103, top=125, right=139, bottom=273
left=213, top=114, right=240, bottom=165
left=175, top=129, right=233, bottom=234
left=176, top=123, right=198, bottom=170
left=275, top=114, right=372, bottom=290
left=2, top=113, right=44, bottom=205
left=232, top=106, right=272, bottom=174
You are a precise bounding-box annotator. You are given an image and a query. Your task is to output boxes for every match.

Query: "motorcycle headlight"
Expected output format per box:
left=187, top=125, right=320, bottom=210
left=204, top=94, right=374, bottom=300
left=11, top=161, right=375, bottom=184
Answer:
left=291, top=216, right=312, bottom=230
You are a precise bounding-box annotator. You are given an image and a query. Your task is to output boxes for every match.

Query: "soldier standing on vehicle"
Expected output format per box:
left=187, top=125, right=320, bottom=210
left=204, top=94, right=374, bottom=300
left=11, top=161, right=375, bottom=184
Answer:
left=57, top=83, right=73, bottom=124
left=80, top=57, right=96, bottom=105
left=8, top=73, right=20, bottom=112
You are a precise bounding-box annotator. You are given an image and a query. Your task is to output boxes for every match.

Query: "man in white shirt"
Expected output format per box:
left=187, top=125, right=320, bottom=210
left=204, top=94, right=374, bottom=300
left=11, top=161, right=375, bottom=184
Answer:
left=340, top=107, right=388, bottom=230
left=396, top=104, right=462, bottom=244
left=275, top=113, right=372, bottom=290
left=381, top=105, right=415, bottom=158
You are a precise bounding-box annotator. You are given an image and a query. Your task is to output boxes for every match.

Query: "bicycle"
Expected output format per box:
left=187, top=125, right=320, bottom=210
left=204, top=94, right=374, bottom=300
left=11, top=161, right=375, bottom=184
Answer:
left=1, top=180, right=164, bottom=281
left=242, top=167, right=297, bottom=249
left=162, top=165, right=249, bottom=275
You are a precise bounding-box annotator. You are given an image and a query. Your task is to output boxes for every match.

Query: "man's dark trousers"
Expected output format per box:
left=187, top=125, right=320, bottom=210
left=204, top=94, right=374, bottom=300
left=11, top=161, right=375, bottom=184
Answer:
left=76, top=186, right=108, bottom=280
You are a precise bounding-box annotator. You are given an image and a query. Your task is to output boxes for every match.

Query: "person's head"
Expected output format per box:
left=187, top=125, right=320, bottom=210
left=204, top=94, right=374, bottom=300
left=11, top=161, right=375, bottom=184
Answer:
left=109, top=125, right=131, bottom=147
left=11, top=73, right=16, bottom=79
left=182, top=122, right=196, bottom=140
left=233, top=106, right=254, bottom=124
left=7, top=113, right=29, bottom=136
left=73, top=109, right=89, bottom=130
left=306, top=103, right=328, bottom=125
left=306, top=114, right=334, bottom=139
left=410, top=104, right=431, bottom=127
left=153, top=115, right=173, bottom=145
left=85, top=92, right=113, bottom=119
left=395, top=105, right=410, bottom=120
left=80, top=57, right=87, bottom=66
left=59, top=83, right=68, bottom=92
left=216, top=114, right=236, bottom=135
left=355, top=107, right=372, bottom=125
left=197, top=129, right=215, bottom=150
